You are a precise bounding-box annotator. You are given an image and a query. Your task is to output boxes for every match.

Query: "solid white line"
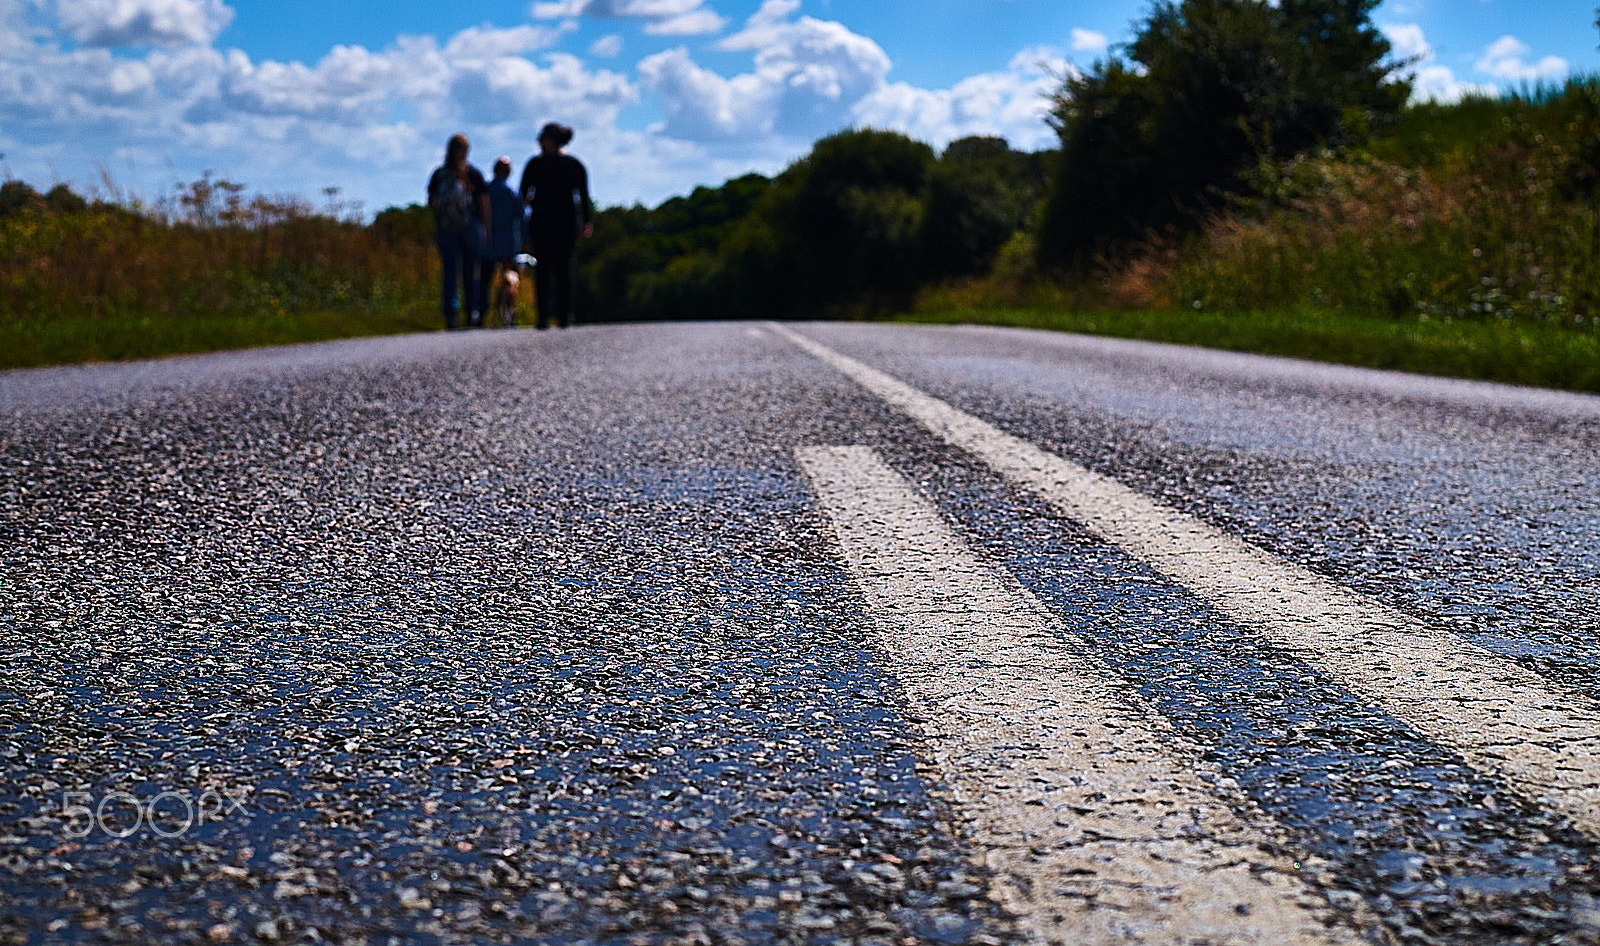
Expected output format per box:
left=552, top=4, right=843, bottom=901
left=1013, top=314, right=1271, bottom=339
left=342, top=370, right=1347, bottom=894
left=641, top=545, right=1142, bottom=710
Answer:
left=774, top=323, right=1600, bottom=839
left=798, top=445, right=1365, bottom=946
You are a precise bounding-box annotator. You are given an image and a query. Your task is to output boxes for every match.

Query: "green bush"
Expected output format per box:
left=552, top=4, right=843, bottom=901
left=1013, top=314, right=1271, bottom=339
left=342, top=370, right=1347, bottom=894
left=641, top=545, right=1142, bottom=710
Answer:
left=1037, top=0, right=1408, bottom=266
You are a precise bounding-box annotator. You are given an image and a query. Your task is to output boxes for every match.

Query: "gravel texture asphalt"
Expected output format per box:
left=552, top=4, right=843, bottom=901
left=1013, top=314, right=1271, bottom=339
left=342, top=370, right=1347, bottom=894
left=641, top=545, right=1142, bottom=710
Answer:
left=3, top=321, right=1599, bottom=945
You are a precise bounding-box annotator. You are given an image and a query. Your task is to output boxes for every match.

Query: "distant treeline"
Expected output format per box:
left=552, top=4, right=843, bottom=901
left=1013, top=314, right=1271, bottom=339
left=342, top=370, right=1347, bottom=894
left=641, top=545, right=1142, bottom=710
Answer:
left=568, top=133, right=1051, bottom=322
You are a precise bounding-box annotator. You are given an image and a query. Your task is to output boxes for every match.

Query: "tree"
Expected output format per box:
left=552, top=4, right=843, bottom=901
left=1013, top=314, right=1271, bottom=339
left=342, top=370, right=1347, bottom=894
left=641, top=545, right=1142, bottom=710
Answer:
left=786, top=128, right=936, bottom=313
left=44, top=184, right=88, bottom=214
left=921, top=136, right=1045, bottom=280
left=1036, top=61, right=1162, bottom=267
left=1037, top=0, right=1409, bottom=267
left=0, top=180, right=46, bottom=216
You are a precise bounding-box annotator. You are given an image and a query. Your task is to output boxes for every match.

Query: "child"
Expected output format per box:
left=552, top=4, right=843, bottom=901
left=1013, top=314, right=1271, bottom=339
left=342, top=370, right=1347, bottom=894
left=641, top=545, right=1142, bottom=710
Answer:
left=479, top=156, right=528, bottom=326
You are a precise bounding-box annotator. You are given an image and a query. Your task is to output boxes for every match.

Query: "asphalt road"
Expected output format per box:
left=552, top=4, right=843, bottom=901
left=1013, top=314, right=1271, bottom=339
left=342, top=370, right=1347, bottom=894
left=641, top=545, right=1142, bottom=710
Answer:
left=2, top=321, right=1599, bottom=945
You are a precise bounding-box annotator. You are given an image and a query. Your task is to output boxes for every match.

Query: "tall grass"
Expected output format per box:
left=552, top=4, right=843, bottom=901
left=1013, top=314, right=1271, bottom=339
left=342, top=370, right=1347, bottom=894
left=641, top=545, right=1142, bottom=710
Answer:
left=1, top=177, right=438, bottom=369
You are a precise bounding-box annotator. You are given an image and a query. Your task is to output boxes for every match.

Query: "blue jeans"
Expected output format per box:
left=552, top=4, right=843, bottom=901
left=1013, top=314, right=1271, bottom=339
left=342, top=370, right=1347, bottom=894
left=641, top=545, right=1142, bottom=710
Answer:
left=435, top=225, right=482, bottom=328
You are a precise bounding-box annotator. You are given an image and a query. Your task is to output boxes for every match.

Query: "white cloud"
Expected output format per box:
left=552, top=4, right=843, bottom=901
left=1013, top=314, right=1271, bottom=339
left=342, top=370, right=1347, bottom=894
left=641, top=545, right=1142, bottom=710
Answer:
left=1475, top=34, right=1566, bottom=83
left=741, top=0, right=798, bottom=30
left=57, top=0, right=233, bottom=47
left=448, top=50, right=636, bottom=129
left=1381, top=23, right=1430, bottom=63
left=1069, top=28, right=1106, bottom=55
left=0, top=0, right=44, bottom=56
left=638, top=46, right=774, bottom=138
left=589, top=33, right=623, bottom=57
left=213, top=42, right=432, bottom=122
left=530, top=0, right=725, bottom=36
left=1010, top=45, right=1072, bottom=79
left=443, top=23, right=568, bottom=59
left=1409, top=63, right=1496, bottom=103
left=646, top=9, right=724, bottom=35
left=1380, top=23, right=1497, bottom=103
left=853, top=47, right=1068, bottom=152
left=635, top=2, right=890, bottom=143
left=106, top=57, right=154, bottom=95
left=719, top=3, right=890, bottom=134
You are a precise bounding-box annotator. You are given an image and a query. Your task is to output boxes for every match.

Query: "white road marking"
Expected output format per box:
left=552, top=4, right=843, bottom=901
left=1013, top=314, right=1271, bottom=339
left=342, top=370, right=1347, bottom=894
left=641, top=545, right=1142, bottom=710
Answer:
left=798, top=445, right=1365, bottom=946
left=774, top=323, right=1600, bottom=839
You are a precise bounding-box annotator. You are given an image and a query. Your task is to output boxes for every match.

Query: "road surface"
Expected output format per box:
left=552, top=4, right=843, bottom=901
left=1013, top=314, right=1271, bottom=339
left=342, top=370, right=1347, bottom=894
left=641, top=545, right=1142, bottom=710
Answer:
left=3, top=321, right=1598, bottom=945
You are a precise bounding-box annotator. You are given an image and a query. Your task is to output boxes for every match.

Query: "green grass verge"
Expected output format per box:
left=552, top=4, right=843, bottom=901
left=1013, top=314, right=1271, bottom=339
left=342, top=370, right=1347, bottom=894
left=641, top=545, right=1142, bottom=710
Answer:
left=9, top=302, right=1597, bottom=396
left=903, top=307, right=1600, bottom=394
left=1, top=306, right=441, bottom=371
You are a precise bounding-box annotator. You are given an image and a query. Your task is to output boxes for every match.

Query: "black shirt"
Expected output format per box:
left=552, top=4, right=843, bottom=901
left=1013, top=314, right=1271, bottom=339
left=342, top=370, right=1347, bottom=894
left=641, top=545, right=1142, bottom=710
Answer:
left=519, top=153, right=593, bottom=246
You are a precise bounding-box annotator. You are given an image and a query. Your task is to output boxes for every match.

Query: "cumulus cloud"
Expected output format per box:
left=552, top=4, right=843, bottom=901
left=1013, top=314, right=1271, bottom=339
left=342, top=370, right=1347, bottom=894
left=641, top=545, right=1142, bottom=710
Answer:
left=1475, top=35, right=1566, bottom=83
left=719, top=1, right=890, bottom=134
left=589, top=33, right=623, bottom=57
left=638, top=46, right=774, bottom=139
left=448, top=51, right=635, bottom=129
left=57, top=0, right=233, bottom=47
left=1380, top=22, right=1497, bottom=103
left=530, top=0, right=725, bottom=36
left=636, top=1, right=891, bottom=142
left=853, top=47, right=1068, bottom=152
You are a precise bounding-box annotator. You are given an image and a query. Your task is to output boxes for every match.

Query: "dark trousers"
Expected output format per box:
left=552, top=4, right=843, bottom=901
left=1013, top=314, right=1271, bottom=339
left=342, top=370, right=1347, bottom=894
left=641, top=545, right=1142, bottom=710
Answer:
left=435, top=225, right=481, bottom=328
left=533, top=244, right=576, bottom=329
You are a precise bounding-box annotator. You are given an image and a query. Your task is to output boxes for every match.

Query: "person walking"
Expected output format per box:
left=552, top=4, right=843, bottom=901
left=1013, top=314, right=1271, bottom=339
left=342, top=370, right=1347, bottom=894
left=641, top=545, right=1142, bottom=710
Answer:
left=479, top=156, right=527, bottom=326
left=427, top=133, right=489, bottom=330
left=519, top=123, right=593, bottom=329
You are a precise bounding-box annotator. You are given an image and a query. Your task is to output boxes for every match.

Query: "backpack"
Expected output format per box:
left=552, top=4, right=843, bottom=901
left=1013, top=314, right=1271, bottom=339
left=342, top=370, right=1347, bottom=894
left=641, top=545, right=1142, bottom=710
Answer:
left=430, top=168, right=475, bottom=231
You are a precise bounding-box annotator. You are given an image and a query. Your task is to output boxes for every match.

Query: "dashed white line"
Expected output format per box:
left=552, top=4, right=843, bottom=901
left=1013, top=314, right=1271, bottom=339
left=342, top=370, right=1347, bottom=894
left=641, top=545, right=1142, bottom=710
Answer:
left=798, top=444, right=1366, bottom=945
left=774, top=322, right=1600, bottom=840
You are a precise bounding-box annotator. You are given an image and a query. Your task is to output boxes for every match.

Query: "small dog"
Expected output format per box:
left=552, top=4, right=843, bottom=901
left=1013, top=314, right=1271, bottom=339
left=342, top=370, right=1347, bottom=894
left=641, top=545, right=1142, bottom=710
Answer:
left=494, top=254, right=535, bottom=328
left=495, top=266, right=520, bottom=328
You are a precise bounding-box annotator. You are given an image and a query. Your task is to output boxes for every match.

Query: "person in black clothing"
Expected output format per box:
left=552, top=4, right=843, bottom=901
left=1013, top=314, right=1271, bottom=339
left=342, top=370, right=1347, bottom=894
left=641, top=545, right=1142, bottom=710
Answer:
left=519, top=122, right=593, bottom=329
left=427, top=133, right=489, bottom=330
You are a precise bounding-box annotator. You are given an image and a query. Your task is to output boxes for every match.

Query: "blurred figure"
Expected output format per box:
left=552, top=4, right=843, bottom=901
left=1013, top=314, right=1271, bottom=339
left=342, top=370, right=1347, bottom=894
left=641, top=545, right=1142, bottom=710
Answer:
left=480, top=156, right=528, bottom=327
left=519, top=122, right=593, bottom=329
left=427, top=133, right=489, bottom=330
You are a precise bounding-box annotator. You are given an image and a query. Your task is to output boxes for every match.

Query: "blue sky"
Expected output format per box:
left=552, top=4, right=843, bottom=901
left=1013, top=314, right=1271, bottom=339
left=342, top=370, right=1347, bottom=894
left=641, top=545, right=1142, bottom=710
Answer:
left=3, top=0, right=1598, bottom=217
